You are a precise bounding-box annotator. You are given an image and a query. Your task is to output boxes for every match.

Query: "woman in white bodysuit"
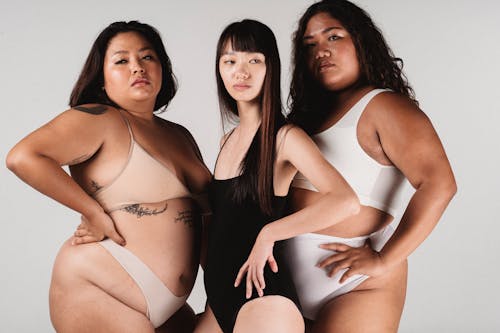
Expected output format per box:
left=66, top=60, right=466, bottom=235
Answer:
left=285, top=1, right=457, bottom=332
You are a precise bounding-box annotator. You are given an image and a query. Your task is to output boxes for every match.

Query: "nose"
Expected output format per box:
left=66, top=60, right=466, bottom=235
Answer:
left=315, top=48, right=331, bottom=60
left=131, top=60, right=145, bottom=74
left=235, top=63, right=249, bottom=80
left=132, top=67, right=145, bottom=74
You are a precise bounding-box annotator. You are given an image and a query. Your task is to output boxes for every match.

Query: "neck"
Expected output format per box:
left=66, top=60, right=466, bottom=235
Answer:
left=237, top=100, right=262, bottom=132
left=328, top=84, right=372, bottom=112
left=121, top=101, right=156, bottom=121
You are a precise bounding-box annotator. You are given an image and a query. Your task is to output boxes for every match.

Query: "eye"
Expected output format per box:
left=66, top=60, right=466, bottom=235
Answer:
left=142, top=54, right=154, bottom=60
left=115, top=59, right=128, bottom=65
left=328, top=35, right=341, bottom=41
left=249, top=58, right=262, bottom=64
left=304, top=43, right=316, bottom=49
left=223, top=59, right=235, bottom=65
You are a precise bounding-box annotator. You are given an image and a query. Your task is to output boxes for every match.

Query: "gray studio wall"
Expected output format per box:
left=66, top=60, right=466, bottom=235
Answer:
left=1, top=0, right=498, bottom=331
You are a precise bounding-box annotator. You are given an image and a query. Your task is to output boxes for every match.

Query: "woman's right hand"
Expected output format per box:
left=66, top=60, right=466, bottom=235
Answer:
left=72, top=211, right=126, bottom=246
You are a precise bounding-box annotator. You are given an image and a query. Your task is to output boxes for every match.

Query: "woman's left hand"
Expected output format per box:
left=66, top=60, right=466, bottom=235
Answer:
left=317, top=239, right=388, bottom=283
left=234, top=230, right=277, bottom=299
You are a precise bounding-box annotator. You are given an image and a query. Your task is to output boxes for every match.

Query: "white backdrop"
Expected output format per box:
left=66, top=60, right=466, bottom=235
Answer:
left=1, top=0, right=499, bottom=332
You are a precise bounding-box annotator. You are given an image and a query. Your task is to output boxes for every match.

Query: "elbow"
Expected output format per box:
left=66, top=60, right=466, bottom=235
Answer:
left=442, top=177, right=458, bottom=201
left=6, top=145, right=31, bottom=175
left=6, top=147, right=22, bottom=173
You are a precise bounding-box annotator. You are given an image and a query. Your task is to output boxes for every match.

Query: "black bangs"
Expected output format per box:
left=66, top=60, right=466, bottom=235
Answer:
left=217, top=19, right=273, bottom=57
left=226, top=26, right=260, bottom=54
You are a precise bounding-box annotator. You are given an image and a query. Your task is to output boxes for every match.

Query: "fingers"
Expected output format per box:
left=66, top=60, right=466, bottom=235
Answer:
left=252, top=268, right=263, bottom=297
left=328, top=258, right=353, bottom=278
left=235, top=262, right=266, bottom=298
left=106, top=228, right=126, bottom=246
left=246, top=265, right=252, bottom=299
left=234, top=262, right=248, bottom=287
left=339, top=267, right=357, bottom=284
left=317, top=252, right=349, bottom=268
left=72, top=235, right=102, bottom=245
left=267, top=255, right=278, bottom=273
left=74, top=228, right=90, bottom=237
left=319, top=242, right=352, bottom=252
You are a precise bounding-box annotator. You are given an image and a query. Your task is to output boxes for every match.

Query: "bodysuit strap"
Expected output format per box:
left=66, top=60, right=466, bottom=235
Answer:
left=117, top=109, right=135, bottom=143
left=213, top=128, right=236, bottom=172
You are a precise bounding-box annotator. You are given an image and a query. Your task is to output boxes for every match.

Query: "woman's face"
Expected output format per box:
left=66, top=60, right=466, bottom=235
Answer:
left=103, top=31, right=162, bottom=108
left=303, top=12, right=360, bottom=91
left=219, top=42, right=266, bottom=105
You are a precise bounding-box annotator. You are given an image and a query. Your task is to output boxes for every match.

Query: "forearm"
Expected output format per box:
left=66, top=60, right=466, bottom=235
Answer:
left=380, top=181, right=456, bottom=269
left=263, top=191, right=360, bottom=242
left=7, top=153, right=104, bottom=218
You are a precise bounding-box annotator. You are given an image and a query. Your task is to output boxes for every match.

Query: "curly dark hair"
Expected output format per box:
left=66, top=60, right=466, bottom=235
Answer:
left=288, top=0, right=417, bottom=133
left=70, top=21, right=177, bottom=113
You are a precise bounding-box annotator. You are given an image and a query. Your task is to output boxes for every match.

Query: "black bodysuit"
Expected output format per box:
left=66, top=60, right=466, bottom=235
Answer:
left=204, top=177, right=300, bottom=332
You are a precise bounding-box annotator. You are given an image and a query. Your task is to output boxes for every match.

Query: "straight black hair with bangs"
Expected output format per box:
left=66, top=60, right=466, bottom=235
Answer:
left=215, top=19, right=286, bottom=215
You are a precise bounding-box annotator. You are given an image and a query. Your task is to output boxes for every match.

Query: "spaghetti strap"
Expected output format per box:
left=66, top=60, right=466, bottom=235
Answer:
left=213, top=128, right=236, bottom=172
left=276, top=124, right=294, bottom=156
left=117, top=109, right=134, bottom=142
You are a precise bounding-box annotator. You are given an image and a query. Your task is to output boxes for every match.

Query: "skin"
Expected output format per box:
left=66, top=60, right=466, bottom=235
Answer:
left=194, top=42, right=360, bottom=333
left=6, top=31, right=211, bottom=333
left=289, top=13, right=457, bottom=332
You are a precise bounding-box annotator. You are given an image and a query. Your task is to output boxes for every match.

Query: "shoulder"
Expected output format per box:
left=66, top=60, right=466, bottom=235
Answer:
left=277, top=124, right=308, bottom=144
left=367, top=91, right=424, bottom=119
left=50, top=104, right=121, bottom=129
left=63, top=104, right=120, bottom=121
left=363, top=91, right=429, bottom=129
left=157, top=118, right=205, bottom=159
left=276, top=124, right=315, bottom=159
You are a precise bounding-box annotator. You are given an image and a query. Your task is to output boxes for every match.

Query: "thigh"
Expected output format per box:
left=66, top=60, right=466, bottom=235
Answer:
left=313, top=260, right=408, bottom=333
left=234, top=295, right=304, bottom=333
left=193, top=304, right=223, bottom=333
left=156, top=304, right=196, bottom=333
left=50, top=239, right=148, bottom=321
left=50, top=277, right=154, bottom=333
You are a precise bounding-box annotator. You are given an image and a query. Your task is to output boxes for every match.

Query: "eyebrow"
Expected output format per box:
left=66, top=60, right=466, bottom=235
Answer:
left=303, top=26, right=343, bottom=40
left=111, top=47, right=154, bottom=56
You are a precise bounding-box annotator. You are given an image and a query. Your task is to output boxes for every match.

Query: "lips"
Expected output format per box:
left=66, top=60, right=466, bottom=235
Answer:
left=131, top=78, right=150, bottom=86
left=233, top=84, right=251, bottom=91
left=318, top=61, right=335, bottom=73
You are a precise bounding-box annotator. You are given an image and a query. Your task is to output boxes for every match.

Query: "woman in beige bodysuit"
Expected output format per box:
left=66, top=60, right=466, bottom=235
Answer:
left=6, top=21, right=211, bottom=333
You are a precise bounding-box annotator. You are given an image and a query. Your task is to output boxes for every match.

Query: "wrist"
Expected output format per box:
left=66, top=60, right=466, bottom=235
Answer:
left=259, top=225, right=276, bottom=244
left=83, top=201, right=105, bottom=220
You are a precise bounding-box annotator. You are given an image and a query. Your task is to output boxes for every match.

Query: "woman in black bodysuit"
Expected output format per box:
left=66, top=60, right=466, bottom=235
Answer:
left=194, top=19, right=360, bottom=333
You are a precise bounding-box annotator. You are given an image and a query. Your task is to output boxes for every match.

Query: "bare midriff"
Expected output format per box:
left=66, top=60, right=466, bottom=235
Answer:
left=289, top=188, right=393, bottom=238
left=108, top=197, right=200, bottom=297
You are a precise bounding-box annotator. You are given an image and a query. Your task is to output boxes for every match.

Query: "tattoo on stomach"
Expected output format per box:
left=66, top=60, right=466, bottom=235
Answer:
left=175, top=210, right=194, bottom=228
left=121, top=203, right=168, bottom=218
left=90, top=180, right=102, bottom=193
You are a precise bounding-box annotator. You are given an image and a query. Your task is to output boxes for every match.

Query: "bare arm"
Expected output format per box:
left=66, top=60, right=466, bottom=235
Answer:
left=375, top=93, right=456, bottom=269
left=6, top=105, right=125, bottom=245
left=262, top=126, right=360, bottom=241
left=320, top=93, right=457, bottom=280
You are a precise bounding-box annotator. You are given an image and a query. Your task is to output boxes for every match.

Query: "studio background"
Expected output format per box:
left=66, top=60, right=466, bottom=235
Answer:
left=1, top=0, right=498, bottom=332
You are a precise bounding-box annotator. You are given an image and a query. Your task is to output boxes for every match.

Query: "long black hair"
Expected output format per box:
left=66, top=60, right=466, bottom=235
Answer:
left=70, top=20, right=177, bottom=112
left=216, top=19, right=285, bottom=215
left=288, top=0, right=417, bottom=133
